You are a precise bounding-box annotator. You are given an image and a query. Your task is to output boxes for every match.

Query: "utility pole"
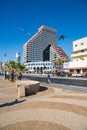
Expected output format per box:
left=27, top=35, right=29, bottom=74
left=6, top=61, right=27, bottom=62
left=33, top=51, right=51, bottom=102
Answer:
left=3, top=53, right=7, bottom=79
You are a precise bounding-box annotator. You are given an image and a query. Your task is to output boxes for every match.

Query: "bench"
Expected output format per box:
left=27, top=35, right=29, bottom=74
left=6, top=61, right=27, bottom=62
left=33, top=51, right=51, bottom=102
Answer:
left=16, top=80, right=40, bottom=98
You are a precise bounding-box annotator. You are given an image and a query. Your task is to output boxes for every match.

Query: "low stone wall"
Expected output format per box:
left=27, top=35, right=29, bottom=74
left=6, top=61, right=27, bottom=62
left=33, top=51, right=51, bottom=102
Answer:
left=16, top=80, right=40, bottom=98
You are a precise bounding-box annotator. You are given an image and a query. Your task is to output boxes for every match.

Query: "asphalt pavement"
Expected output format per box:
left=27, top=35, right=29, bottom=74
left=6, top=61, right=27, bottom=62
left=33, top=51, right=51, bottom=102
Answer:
left=23, top=74, right=87, bottom=93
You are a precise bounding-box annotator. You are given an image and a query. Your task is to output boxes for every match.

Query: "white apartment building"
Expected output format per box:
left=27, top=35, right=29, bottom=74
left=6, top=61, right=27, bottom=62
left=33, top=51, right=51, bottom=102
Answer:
left=64, top=37, right=87, bottom=75
left=50, top=45, right=68, bottom=62
left=50, top=45, right=68, bottom=71
left=23, top=25, right=57, bottom=63
left=25, top=61, right=52, bottom=73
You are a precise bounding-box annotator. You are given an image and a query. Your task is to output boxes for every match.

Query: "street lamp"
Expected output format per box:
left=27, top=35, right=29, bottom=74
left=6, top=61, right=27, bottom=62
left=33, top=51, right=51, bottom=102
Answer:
left=3, top=53, right=7, bottom=79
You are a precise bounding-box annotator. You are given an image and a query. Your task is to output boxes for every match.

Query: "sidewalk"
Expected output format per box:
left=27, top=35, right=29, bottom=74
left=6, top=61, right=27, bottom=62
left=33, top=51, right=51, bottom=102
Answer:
left=0, top=78, right=87, bottom=130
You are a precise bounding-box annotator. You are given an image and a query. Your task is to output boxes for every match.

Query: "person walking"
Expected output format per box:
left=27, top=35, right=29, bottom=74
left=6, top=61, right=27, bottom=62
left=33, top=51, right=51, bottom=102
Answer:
left=17, top=72, right=22, bottom=80
left=6, top=71, right=9, bottom=80
left=47, top=73, right=51, bottom=83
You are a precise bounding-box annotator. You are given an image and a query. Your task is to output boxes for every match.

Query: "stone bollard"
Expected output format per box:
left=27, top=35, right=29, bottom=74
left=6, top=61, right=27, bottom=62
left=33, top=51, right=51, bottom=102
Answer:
left=18, top=86, right=25, bottom=98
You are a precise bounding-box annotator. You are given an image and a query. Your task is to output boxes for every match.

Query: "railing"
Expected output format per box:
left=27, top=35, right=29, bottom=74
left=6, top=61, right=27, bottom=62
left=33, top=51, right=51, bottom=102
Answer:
left=71, top=51, right=87, bottom=58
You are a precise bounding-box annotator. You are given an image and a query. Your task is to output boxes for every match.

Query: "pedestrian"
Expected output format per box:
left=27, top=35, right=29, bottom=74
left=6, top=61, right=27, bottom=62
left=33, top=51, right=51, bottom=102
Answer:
left=4, top=70, right=7, bottom=80
left=10, top=70, right=14, bottom=81
left=47, top=73, right=51, bottom=83
left=17, top=72, right=22, bottom=80
left=6, top=71, right=9, bottom=80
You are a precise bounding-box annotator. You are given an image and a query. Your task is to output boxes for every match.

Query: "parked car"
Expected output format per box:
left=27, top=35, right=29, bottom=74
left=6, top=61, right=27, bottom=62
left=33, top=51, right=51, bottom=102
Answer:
left=72, top=73, right=86, bottom=77
left=57, top=71, right=71, bottom=77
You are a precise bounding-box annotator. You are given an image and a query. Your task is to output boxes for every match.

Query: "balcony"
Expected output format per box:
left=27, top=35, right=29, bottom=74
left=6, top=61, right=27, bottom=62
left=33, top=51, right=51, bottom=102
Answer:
left=63, top=61, right=87, bottom=69
left=71, top=51, right=87, bottom=58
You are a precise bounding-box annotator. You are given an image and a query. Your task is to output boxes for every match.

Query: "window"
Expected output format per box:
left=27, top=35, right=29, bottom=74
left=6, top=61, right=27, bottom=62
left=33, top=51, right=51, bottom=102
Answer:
left=80, top=58, right=84, bottom=60
left=81, top=42, right=84, bottom=45
left=75, top=44, right=77, bottom=47
left=81, top=50, right=84, bottom=52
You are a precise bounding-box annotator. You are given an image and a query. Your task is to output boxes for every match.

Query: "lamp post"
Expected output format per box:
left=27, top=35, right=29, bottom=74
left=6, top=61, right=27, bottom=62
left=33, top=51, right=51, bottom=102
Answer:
left=3, top=53, right=7, bottom=79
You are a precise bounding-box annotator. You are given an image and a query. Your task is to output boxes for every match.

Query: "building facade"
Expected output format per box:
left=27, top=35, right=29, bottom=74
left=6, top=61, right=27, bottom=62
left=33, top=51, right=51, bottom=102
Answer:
left=25, top=45, right=68, bottom=74
left=25, top=61, right=52, bottom=73
left=23, top=25, right=57, bottom=63
left=50, top=45, right=68, bottom=63
left=64, top=37, right=87, bottom=75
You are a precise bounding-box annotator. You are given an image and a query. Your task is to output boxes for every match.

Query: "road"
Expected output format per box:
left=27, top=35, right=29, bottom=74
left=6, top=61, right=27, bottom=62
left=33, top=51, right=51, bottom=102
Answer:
left=23, top=74, right=87, bottom=93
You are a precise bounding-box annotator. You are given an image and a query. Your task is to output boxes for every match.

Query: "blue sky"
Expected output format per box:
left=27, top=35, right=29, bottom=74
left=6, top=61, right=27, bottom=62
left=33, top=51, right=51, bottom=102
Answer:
left=0, top=0, right=87, bottom=62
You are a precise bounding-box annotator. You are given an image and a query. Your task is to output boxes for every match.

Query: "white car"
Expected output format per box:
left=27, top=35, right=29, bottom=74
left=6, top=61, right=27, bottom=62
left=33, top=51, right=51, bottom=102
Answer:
left=72, top=73, right=82, bottom=77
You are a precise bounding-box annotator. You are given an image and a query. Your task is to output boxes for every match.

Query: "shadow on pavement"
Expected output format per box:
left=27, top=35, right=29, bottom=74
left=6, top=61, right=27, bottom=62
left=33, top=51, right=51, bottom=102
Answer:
left=39, top=86, right=48, bottom=92
left=0, top=99, right=26, bottom=108
left=26, top=86, right=48, bottom=96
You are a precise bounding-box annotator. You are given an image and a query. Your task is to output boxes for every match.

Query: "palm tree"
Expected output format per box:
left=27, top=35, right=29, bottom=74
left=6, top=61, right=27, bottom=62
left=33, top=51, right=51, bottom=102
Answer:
left=16, top=62, right=27, bottom=80
left=59, top=35, right=65, bottom=40
left=57, top=58, right=62, bottom=70
left=52, top=53, right=57, bottom=75
left=5, top=61, right=16, bottom=81
left=57, top=55, right=68, bottom=71
left=5, top=61, right=26, bottom=81
left=57, top=58, right=61, bottom=64
left=16, top=62, right=26, bottom=73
